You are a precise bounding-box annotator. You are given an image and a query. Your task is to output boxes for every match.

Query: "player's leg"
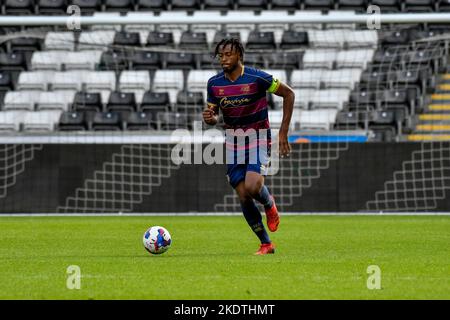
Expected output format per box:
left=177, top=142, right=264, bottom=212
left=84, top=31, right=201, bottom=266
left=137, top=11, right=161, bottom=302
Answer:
left=234, top=180, right=271, bottom=245
left=245, top=170, right=280, bottom=232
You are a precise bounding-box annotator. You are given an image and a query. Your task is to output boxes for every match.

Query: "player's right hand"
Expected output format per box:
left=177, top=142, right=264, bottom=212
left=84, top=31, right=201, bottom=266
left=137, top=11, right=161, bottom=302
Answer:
left=202, top=108, right=218, bottom=125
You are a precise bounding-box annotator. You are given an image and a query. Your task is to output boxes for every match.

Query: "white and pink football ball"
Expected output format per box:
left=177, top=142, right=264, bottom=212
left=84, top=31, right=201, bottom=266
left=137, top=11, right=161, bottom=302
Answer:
left=143, top=226, right=172, bottom=255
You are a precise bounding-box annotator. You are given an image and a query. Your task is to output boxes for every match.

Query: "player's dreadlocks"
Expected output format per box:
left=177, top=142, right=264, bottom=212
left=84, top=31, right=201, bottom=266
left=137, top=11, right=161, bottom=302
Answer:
left=214, top=38, right=245, bottom=61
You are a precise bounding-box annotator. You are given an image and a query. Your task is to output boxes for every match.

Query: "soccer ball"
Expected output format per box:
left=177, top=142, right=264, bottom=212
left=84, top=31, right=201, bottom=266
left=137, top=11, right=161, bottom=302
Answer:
left=143, top=226, right=172, bottom=255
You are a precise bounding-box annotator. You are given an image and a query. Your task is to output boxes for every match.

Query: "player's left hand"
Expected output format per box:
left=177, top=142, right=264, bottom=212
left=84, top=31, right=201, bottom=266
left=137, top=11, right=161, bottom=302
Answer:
left=279, top=132, right=291, bottom=158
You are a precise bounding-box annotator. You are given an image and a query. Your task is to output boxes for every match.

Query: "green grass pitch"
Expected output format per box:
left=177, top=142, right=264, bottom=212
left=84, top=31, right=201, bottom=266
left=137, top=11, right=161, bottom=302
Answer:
left=0, top=215, right=449, bottom=299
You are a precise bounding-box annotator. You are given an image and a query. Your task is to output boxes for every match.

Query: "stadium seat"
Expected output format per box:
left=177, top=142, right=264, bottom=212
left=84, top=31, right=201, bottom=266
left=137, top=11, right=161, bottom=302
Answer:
left=37, top=0, right=67, bottom=15
left=175, top=91, right=204, bottom=112
left=22, top=110, right=63, bottom=131
left=136, top=0, right=168, bottom=11
left=213, top=31, right=241, bottom=44
left=153, top=70, right=184, bottom=103
left=104, top=0, right=135, bottom=12
left=380, top=30, right=410, bottom=46
left=113, top=32, right=141, bottom=47
left=302, top=49, right=337, bottom=69
left=321, top=69, right=362, bottom=90
left=157, top=111, right=189, bottom=130
left=44, top=32, right=75, bottom=51
left=370, top=0, right=400, bottom=12
left=308, top=30, right=346, bottom=49
left=186, top=69, right=216, bottom=95
left=78, top=31, right=116, bottom=51
left=335, top=0, right=367, bottom=12
left=31, top=51, right=64, bottom=70
left=70, top=0, right=102, bottom=14
left=192, top=11, right=223, bottom=45
left=350, top=89, right=376, bottom=104
left=65, top=51, right=103, bottom=71
left=146, top=32, right=174, bottom=47
left=0, top=111, right=25, bottom=131
left=303, top=0, right=334, bottom=11
left=344, top=30, right=378, bottom=48
left=359, top=69, right=388, bottom=87
left=0, top=52, right=28, bottom=71
left=309, top=89, right=351, bottom=110
left=90, top=112, right=122, bottom=131
left=140, top=91, right=171, bottom=125
left=125, top=112, right=154, bottom=130
left=36, top=91, right=75, bottom=111
left=16, top=71, right=55, bottom=91
left=335, top=49, right=375, bottom=69
left=280, top=31, right=309, bottom=49
left=373, top=48, right=401, bottom=64
left=403, top=0, right=436, bottom=12
left=236, top=0, right=268, bottom=10
left=106, top=91, right=137, bottom=112
left=271, top=0, right=300, bottom=10
left=0, top=71, right=14, bottom=92
left=99, top=50, right=129, bottom=71
left=265, top=52, right=302, bottom=70
left=171, top=0, right=201, bottom=10
left=243, top=53, right=265, bottom=69
left=203, top=0, right=233, bottom=10
left=84, top=71, right=116, bottom=92
left=131, top=51, right=162, bottom=70
left=4, top=0, right=35, bottom=15
left=118, top=70, right=151, bottom=102
left=324, top=10, right=357, bottom=30
left=198, top=53, right=220, bottom=70
left=165, top=52, right=196, bottom=69
left=291, top=69, right=324, bottom=89
left=437, top=0, right=450, bottom=11
left=58, top=111, right=88, bottom=131
left=73, top=92, right=103, bottom=112
left=157, top=11, right=190, bottom=44
left=3, top=91, right=41, bottom=111
left=335, top=110, right=365, bottom=129
left=179, top=32, right=209, bottom=50
left=298, top=109, right=338, bottom=131
left=6, top=37, right=43, bottom=53
left=246, top=32, right=276, bottom=50
left=292, top=88, right=317, bottom=108
left=52, top=70, right=89, bottom=91
left=225, top=11, right=256, bottom=44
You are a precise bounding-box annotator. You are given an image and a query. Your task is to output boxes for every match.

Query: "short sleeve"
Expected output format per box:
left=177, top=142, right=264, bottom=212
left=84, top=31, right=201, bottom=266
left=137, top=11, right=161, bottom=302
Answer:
left=207, top=79, right=219, bottom=112
left=255, top=69, right=280, bottom=93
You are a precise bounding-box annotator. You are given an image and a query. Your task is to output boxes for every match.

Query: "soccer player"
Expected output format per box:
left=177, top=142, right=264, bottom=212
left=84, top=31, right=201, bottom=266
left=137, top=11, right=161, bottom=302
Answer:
left=203, top=38, right=294, bottom=255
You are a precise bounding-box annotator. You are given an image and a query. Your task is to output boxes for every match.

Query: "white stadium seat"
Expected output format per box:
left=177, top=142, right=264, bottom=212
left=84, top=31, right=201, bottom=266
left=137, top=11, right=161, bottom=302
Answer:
left=225, top=11, right=256, bottom=43
left=192, top=11, right=223, bottom=45
left=22, top=110, right=63, bottom=131
left=153, top=70, right=184, bottom=103
left=302, top=49, right=338, bottom=69
left=44, top=32, right=75, bottom=51
left=335, top=49, right=375, bottom=69
left=3, top=91, right=41, bottom=111
left=17, top=71, right=55, bottom=91
left=84, top=71, right=116, bottom=92
left=64, top=51, right=104, bottom=70
left=290, top=69, right=324, bottom=89
left=52, top=71, right=89, bottom=91
left=78, top=31, right=116, bottom=51
left=119, top=71, right=151, bottom=104
left=36, top=91, right=76, bottom=111
left=321, top=69, right=362, bottom=90
left=308, top=30, right=346, bottom=49
left=157, top=11, right=189, bottom=44
left=309, top=89, right=351, bottom=110
left=31, top=51, right=66, bottom=71
left=344, top=30, right=378, bottom=48
left=0, top=111, right=26, bottom=131
left=298, top=109, right=339, bottom=131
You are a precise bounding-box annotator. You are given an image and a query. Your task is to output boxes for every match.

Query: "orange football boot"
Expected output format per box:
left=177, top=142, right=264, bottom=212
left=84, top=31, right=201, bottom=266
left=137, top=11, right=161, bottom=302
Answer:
left=254, top=243, right=276, bottom=255
left=265, top=196, right=280, bottom=232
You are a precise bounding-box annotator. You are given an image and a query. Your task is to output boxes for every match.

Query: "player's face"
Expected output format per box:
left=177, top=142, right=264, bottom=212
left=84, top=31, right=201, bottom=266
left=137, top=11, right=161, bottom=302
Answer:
left=217, top=44, right=241, bottom=73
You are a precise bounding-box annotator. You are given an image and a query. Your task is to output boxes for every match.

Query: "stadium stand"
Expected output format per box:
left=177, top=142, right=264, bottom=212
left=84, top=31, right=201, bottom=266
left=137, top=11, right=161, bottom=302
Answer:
left=0, top=3, right=449, bottom=142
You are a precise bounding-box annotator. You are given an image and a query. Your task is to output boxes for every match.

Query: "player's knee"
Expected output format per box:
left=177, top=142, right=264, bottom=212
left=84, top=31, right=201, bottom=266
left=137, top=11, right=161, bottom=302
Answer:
left=244, top=180, right=263, bottom=198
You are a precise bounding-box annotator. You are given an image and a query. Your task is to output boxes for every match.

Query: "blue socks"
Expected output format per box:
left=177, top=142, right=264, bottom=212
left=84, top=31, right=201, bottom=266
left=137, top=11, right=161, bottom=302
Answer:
left=240, top=199, right=271, bottom=244
left=253, top=185, right=273, bottom=209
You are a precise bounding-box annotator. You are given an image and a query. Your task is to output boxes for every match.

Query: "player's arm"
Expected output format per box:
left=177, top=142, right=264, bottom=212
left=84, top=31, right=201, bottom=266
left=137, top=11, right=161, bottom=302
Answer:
left=272, top=81, right=295, bottom=157
left=203, top=103, right=219, bottom=125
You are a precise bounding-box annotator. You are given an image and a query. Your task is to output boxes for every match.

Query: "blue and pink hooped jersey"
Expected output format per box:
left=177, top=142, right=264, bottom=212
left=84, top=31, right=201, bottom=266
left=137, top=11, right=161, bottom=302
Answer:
left=206, top=66, right=280, bottom=131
